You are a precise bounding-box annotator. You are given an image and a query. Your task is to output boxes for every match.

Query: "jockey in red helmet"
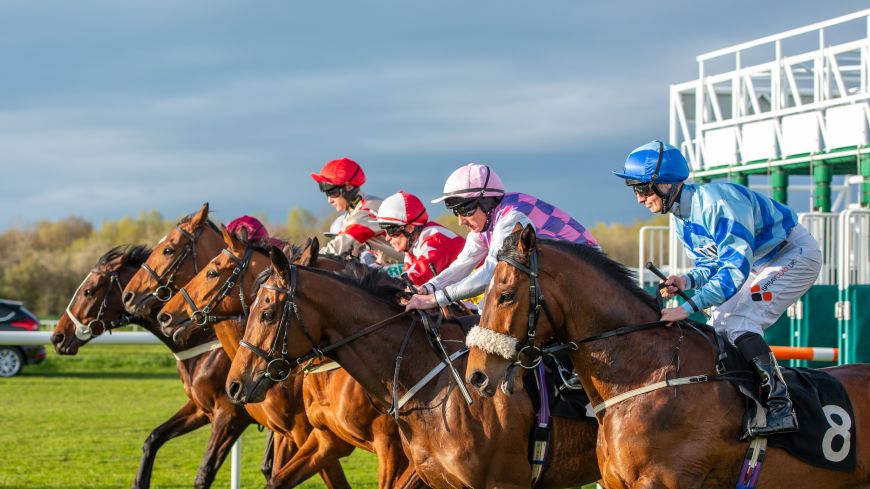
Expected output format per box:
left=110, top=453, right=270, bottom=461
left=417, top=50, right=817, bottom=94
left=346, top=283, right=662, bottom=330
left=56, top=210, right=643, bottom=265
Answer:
left=310, top=157, right=403, bottom=262
left=375, top=191, right=465, bottom=286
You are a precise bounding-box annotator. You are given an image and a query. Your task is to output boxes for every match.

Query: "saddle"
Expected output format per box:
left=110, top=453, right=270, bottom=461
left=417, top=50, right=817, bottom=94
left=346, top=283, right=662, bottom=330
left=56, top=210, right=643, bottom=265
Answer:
left=691, top=320, right=857, bottom=472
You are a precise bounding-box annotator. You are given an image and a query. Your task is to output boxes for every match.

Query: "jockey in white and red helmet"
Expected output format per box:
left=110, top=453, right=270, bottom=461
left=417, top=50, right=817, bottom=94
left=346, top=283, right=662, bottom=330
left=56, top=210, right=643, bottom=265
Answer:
left=375, top=191, right=465, bottom=287
left=310, top=157, right=403, bottom=262
left=406, top=163, right=598, bottom=311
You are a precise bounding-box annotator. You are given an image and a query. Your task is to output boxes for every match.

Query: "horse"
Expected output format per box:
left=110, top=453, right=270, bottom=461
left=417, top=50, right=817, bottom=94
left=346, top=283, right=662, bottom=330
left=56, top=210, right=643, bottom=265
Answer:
left=118, top=205, right=349, bottom=489
left=155, top=227, right=422, bottom=489
left=225, top=245, right=601, bottom=489
left=50, top=245, right=256, bottom=489
left=465, top=224, right=870, bottom=488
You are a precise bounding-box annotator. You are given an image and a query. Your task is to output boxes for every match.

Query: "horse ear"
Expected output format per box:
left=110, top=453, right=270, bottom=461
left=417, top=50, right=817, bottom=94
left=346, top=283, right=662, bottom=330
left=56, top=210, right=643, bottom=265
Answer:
left=297, top=237, right=319, bottom=267
left=271, top=245, right=291, bottom=273
left=237, top=226, right=249, bottom=244
left=220, top=224, right=235, bottom=247
left=192, top=202, right=209, bottom=226
left=518, top=224, right=537, bottom=254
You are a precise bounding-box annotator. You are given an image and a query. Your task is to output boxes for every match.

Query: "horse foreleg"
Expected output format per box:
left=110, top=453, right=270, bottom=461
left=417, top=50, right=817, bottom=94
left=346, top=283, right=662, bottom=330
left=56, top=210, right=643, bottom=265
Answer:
left=261, top=430, right=275, bottom=481
left=372, top=435, right=413, bottom=489
left=267, top=429, right=353, bottom=489
left=269, top=432, right=300, bottom=480
left=193, top=405, right=250, bottom=489
left=133, top=400, right=209, bottom=489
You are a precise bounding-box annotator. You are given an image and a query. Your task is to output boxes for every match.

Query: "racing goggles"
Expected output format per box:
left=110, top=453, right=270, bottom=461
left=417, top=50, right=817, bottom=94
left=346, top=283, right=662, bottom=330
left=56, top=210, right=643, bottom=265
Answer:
left=318, top=182, right=343, bottom=198
left=449, top=199, right=479, bottom=217
left=625, top=179, right=657, bottom=197
left=379, top=224, right=406, bottom=237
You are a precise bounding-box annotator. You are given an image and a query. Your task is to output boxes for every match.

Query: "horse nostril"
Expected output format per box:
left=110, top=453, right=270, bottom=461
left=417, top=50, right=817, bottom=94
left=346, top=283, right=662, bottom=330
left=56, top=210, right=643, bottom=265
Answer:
left=122, top=291, right=134, bottom=307
left=469, top=371, right=489, bottom=389
left=51, top=332, right=63, bottom=345
left=227, top=381, right=242, bottom=401
left=157, top=312, right=172, bottom=327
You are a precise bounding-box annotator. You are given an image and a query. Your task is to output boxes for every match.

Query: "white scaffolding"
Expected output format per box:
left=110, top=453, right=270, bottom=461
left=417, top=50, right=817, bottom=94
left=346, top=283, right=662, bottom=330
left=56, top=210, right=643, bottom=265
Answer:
left=670, top=9, right=870, bottom=175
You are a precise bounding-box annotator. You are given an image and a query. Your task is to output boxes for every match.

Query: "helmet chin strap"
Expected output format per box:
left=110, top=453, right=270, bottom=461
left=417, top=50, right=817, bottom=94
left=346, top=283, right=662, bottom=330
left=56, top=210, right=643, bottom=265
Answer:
left=653, top=182, right=683, bottom=214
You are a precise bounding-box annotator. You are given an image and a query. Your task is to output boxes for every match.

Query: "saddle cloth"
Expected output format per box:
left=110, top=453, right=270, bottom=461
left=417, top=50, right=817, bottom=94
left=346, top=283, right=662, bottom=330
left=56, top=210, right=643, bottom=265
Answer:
left=718, top=338, right=857, bottom=471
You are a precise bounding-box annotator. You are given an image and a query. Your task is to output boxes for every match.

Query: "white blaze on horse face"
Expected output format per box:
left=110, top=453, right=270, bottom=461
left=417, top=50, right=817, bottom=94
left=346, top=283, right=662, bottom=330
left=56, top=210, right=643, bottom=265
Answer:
left=465, top=325, right=518, bottom=360
left=66, top=271, right=97, bottom=340
left=157, top=234, right=168, bottom=244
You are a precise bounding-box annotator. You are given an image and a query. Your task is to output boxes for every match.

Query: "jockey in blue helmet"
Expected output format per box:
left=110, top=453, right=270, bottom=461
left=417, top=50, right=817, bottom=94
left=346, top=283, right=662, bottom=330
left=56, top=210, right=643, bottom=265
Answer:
left=614, top=140, right=822, bottom=438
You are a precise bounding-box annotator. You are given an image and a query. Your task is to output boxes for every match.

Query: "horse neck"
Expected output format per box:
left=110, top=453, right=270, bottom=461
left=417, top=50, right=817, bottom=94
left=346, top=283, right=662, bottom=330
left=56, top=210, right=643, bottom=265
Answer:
left=213, top=320, right=242, bottom=359
left=540, top=246, right=677, bottom=403
left=297, top=271, right=453, bottom=409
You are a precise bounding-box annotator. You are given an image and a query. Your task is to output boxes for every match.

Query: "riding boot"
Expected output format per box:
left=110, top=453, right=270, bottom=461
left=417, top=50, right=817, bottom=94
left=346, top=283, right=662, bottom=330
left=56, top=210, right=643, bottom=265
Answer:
left=748, top=353, right=799, bottom=437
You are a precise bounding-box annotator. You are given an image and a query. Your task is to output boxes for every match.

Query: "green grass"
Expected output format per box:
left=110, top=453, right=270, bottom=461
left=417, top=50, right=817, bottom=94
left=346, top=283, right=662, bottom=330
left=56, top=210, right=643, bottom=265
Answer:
left=0, top=345, right=378, bottom=489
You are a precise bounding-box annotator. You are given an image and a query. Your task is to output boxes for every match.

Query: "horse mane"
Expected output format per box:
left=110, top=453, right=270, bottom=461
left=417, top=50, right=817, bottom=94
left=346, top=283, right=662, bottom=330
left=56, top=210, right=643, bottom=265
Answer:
left=96, top=244, right=153, bottom=270
left=253, top=255, right=405, bottom=311
left=498, top=235, right=660, bottom=313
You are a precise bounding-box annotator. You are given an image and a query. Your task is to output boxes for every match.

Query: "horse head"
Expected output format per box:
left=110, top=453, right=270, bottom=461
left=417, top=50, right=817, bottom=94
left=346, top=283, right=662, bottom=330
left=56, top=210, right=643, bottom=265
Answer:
left=225, top=246, right=329, bottom=404
left=52, top=245, right=151, bottom=354
left=122, top=203, right=224, bottom=317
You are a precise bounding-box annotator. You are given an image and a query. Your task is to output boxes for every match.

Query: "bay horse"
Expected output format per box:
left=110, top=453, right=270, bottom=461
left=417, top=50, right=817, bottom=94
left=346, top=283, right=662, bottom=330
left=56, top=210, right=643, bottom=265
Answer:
left=119, top=205, right=349, bottom=488
left=50, top=245, right=255, bottom=489
left=465, top=224, right=870, bottom=488
left=156, top=227, right=422, bottom=489
left=225, top=246, right=601, bottom=489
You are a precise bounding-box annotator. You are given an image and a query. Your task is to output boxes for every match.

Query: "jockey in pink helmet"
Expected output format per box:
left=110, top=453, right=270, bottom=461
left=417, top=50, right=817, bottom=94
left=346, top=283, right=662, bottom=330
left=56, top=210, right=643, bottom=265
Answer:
left=311, top=157, right=403, bottom=262
left=375, top=191, right=465, bottom=286
left=406, top=163, right=598, bottom=311
left=226, top=216, right=285, bottom=248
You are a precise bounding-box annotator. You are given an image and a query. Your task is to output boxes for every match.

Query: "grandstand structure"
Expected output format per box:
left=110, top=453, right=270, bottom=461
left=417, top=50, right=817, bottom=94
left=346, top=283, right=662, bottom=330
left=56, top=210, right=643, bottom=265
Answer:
left=640, top=9, right=870, bottom=366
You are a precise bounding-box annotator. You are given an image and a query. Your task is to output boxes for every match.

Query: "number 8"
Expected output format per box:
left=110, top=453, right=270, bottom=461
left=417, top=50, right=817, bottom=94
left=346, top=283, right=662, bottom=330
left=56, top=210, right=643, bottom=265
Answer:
left=822, top=404, right=851, bottom=463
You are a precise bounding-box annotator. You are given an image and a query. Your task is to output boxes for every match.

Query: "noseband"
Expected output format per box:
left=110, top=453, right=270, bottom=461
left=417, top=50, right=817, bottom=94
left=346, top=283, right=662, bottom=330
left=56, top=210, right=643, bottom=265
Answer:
left=140, top=225, right=203, bottom=302
left=239, top=264, right=412, bottom=382
left=67, top=271, right=130, bottom=341
left=178, top=245, right=254, bottom=328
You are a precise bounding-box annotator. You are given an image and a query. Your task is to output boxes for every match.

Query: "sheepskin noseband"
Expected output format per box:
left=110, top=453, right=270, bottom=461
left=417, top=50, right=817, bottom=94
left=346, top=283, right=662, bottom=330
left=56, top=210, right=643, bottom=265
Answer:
left=465, top=325, right=517, bottom=360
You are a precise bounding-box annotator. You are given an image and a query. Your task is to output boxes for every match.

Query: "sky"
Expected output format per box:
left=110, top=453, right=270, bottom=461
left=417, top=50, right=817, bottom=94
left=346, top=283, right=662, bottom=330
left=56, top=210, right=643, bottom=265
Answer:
left=2, top=1, right=868, bottom=230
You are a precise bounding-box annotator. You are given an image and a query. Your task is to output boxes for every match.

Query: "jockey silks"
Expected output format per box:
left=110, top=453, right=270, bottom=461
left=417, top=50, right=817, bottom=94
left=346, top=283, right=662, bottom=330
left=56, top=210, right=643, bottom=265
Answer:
left=321, top=193, right=404, bottom=263
left=427, top=192, right=598, bottom=307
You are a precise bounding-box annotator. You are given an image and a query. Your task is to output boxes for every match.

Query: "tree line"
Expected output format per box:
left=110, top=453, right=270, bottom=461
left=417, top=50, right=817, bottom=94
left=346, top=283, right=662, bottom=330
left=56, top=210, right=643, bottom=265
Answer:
left=0, top=208, right=667, bottom=318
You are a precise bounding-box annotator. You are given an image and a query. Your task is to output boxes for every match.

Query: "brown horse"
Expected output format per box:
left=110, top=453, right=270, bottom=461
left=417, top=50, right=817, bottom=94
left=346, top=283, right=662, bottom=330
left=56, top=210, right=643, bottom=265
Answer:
left=156, top=228, right=422, bottom=489
left=465, top=224, right=870, bottom=488
left=226, top=246, right=601, bottom=489
left=50, top=245, right=255, bottom=489
left=119, top=205, right=349, bottom=489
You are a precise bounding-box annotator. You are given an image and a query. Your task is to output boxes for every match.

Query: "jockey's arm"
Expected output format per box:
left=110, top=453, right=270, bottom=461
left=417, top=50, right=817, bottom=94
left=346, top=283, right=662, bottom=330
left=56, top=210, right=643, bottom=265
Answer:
left=422, top=234, right=484, bottom=298
left=679, top=202, right=755, bottom=314
left=433, top=210, right=532, bottom=307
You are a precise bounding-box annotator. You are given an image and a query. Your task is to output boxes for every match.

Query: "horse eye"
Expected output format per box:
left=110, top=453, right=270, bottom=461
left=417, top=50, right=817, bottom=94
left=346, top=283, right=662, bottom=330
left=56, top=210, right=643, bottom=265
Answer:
left=260, top=310, right=274, bottom=322
left=206, top=270, right=219, bottom=279
left=163, top=247, right=173, bottom=255
left=84, top=289, right=94, bottom=297
left=499, top=291, right=515, bottom=304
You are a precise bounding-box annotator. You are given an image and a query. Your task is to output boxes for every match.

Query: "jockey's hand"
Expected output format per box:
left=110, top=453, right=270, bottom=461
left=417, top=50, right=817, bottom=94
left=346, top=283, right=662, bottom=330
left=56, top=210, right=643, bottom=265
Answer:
left=660, top=275, right=687, bottom=299
left=660, top=306, right=688, bottom=325
left=406, top=294, right=437, bottom=311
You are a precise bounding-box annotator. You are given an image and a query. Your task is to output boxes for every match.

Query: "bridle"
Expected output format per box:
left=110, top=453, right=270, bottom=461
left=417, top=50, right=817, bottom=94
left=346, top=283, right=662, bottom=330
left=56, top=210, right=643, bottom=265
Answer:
left=140, top=225, right=204, bottom=302
left=496, top=250, right=555, bottom=369
left=178, top=245, right=255, bottom=328
left=239, top=264, right=412, bottom=382
left=66, top=270, right=131, bottom=341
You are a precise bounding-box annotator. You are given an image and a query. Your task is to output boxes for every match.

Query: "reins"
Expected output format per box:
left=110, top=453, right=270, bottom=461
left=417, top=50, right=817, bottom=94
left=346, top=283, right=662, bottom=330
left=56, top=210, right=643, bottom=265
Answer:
left=495, top=245, right=748, bottom=415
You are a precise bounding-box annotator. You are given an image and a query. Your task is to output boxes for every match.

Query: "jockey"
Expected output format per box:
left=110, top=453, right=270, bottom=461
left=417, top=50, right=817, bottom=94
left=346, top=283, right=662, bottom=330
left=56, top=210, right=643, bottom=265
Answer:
left=227, top=215, right=269, bottom=244
left=310, top=157, right=403, bottom=262
left=375, top=191, right=466, bottom=287
left=406, top=163, right=598, bottom=311
left=613, top=140, right=822, bottom=437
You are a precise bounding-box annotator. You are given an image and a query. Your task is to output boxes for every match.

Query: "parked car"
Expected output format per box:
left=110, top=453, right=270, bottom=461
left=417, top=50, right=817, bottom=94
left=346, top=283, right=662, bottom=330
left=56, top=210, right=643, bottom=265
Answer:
left=0, top=299, right=46, bottom=377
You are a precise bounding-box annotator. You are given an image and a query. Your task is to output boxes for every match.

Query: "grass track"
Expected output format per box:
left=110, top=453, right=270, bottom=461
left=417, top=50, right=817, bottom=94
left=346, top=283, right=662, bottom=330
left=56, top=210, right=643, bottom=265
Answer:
left=0, top=345, right=377, bottom=488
